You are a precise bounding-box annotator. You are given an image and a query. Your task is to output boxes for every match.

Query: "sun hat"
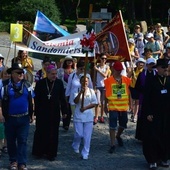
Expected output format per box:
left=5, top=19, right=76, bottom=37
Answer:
left=0, top=54, right=4, bottom=60
left=156, top=23, right=162, bottom=27
left=135, top=25, right=140, bottom=29
left=7, top=63, right=24, bottom=74
left=60, top=55, right=77, bottom=63
left=112, top=61, right=123, bottom=71
left=146, top=33, right=154, bottom=38
left=146, top=58, right=156, bottom=65
left=128, top=38, right=135, bottom=44
left=136, top=58, right=146, bottom=64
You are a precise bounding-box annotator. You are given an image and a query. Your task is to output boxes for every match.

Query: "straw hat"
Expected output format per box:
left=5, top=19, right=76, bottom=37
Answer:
left=60, top=55, right=77, bottom=63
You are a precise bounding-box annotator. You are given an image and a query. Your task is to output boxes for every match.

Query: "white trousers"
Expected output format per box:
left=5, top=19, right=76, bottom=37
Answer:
left=72, top=121, right=93, bottom=157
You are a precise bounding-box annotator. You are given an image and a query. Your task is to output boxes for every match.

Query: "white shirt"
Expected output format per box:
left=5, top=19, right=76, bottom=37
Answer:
left=65, top=72, right=93, bottom=97
left=96, top=65, right=108, bottom=87
left=70, top=87, right=98, bottom=122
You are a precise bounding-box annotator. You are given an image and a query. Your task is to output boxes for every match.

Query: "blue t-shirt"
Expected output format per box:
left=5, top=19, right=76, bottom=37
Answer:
left=0, top=80, right=34, bottom=115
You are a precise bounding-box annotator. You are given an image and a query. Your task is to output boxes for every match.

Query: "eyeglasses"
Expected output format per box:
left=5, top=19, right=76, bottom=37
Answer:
left=14, top=71, right=24, bottom=75
left=101, top=58, right=107, bottom=60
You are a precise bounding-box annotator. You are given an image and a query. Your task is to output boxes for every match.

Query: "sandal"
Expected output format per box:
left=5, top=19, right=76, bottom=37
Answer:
left=2, top=146, right=8, bottom=153
left=93, top=118, right=98, bottom=125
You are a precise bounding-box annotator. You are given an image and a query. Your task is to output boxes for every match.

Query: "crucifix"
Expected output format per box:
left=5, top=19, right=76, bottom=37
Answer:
left=47, top=94, right=51, bottom=99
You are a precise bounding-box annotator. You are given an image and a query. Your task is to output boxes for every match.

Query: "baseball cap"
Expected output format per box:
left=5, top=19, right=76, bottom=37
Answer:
left=128, top=38, right=135, bottom=44
left=136, top=58, right=146, bottom=64
left=146, top=33, right=154, bottom=38
left=146, top=58, right=156, bottom=65
left=112, top=61, right=123, bottom=71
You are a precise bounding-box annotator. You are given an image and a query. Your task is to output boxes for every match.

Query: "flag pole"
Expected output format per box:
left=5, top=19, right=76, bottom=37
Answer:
left=80, top=27, right=96, bottom=108
left=93, top=51, right=97, bottom=89
left=81, top=51, right=88, bottom=108
left=4, top=45, right=11, bottom=67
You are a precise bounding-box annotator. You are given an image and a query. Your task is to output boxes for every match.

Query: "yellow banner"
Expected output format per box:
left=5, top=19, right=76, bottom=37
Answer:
left=10, top=24, right=23, bottom=42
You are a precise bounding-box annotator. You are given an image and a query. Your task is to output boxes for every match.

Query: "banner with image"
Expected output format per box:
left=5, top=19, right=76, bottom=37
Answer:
left=95, top=10, right=131, bottom=61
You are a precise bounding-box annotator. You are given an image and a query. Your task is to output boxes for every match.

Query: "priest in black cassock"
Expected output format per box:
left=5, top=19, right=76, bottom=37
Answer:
left=32, top=64, right=68, bottom=161
left=142, top=59, right=170, bottom=169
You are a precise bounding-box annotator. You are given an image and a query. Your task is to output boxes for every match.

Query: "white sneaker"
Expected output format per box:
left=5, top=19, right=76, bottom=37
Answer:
left=160, top=161, right=169, bottom=167
left=82, top=155, right=88, bottom=160
left=149, top=163, right=157, bottom=169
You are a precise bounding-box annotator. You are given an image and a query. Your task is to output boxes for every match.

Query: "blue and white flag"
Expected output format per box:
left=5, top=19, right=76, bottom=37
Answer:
left=33, top=11, right=70, bottom=39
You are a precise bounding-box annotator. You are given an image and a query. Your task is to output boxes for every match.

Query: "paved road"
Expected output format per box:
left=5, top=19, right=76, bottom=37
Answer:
left=0, top=32, right=169, bottom=170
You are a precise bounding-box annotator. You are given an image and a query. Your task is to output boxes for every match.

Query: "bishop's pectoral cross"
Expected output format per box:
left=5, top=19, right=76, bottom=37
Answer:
left=47, top=94, right=51, bottom=99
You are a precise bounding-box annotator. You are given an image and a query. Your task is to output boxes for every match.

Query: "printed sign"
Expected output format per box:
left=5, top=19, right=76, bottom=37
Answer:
left=10, top=24, right=23, bottom=42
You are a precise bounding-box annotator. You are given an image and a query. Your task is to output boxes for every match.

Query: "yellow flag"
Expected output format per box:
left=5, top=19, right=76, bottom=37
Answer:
left=10, top=24, right=23, bottom=42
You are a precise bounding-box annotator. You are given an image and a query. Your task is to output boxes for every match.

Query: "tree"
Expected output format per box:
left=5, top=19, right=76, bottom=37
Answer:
left=13, top=0, right=61, bottom=24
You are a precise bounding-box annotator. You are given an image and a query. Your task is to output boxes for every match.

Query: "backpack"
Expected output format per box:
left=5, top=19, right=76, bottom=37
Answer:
left=1, top=79, right=34, bottom=120
left=154, top=30, right=165, bottom=41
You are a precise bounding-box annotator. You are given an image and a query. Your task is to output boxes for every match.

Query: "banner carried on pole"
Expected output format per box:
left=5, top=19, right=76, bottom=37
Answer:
left=14, top=28, right=94, bottom=57
left=95, top=10, right=131, bottom=61
left=12, top=10, right=130, bottom=60
left=33, top=11, right=70, bottom=41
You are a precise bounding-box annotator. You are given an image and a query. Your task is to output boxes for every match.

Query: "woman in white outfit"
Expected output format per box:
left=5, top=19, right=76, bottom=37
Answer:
left=70, top=75, right=97, bottom=160
left=65, top=61, right=93, bottom=105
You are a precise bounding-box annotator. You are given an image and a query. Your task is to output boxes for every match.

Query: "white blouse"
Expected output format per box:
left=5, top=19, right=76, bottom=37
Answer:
left=70, top=87, right=98, bottom=122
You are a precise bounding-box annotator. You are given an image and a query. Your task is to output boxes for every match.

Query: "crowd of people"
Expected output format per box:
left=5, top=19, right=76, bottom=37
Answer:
left=0, top=22, right=170, bottom=170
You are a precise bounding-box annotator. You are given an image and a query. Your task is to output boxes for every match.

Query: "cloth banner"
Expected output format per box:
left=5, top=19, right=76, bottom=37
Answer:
left=95, top=10, right=131, bottom=61
left=13, top=28, right=94, bottom=57
left=33, top=10, right=70, bottom=40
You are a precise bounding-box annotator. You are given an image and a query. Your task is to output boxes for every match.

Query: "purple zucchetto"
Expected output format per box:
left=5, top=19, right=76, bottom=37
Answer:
left=46, top=64, right=56, bottom=72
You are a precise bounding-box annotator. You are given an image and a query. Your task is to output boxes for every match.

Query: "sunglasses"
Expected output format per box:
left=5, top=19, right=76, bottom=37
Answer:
left=101, top=58, right=107, bottom=60
left=14, top=71, right=24, bottom=75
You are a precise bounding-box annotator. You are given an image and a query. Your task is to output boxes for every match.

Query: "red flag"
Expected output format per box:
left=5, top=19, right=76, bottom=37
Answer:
left=95, top=10, right=131, bottom=61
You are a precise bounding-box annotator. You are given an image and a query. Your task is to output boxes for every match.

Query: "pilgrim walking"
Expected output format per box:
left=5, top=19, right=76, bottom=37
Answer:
left=32, top=64, right=68, bottom=161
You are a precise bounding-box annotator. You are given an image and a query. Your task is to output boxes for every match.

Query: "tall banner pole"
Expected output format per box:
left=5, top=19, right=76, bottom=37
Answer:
left=80, top=28, right=96, bottom=108
left=93, top=49, right=97, bottom=89
left=4, top=45, right=11, bottom=67
left=81, top=51, right=88, bottom=108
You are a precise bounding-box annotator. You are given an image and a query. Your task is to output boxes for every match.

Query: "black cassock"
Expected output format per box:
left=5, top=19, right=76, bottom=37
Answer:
left=142, top=75, right=170, bottom=163
left=32, top=78, right=68, bottom=159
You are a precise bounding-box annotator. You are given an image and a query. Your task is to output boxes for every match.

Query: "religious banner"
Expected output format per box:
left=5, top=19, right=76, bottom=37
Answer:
left=13, top=28, right=94, bottom=57
left=95, top=10, right=131, bottom=61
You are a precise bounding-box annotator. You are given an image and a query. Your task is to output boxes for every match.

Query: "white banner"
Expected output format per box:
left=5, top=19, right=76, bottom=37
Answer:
left=13, top=30, right=94, bottom=57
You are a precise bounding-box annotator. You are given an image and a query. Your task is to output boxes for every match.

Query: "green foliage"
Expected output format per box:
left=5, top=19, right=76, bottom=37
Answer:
left=13, top=0, right=61, bottom=24
left=0, top=22, right=10, bottom=32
